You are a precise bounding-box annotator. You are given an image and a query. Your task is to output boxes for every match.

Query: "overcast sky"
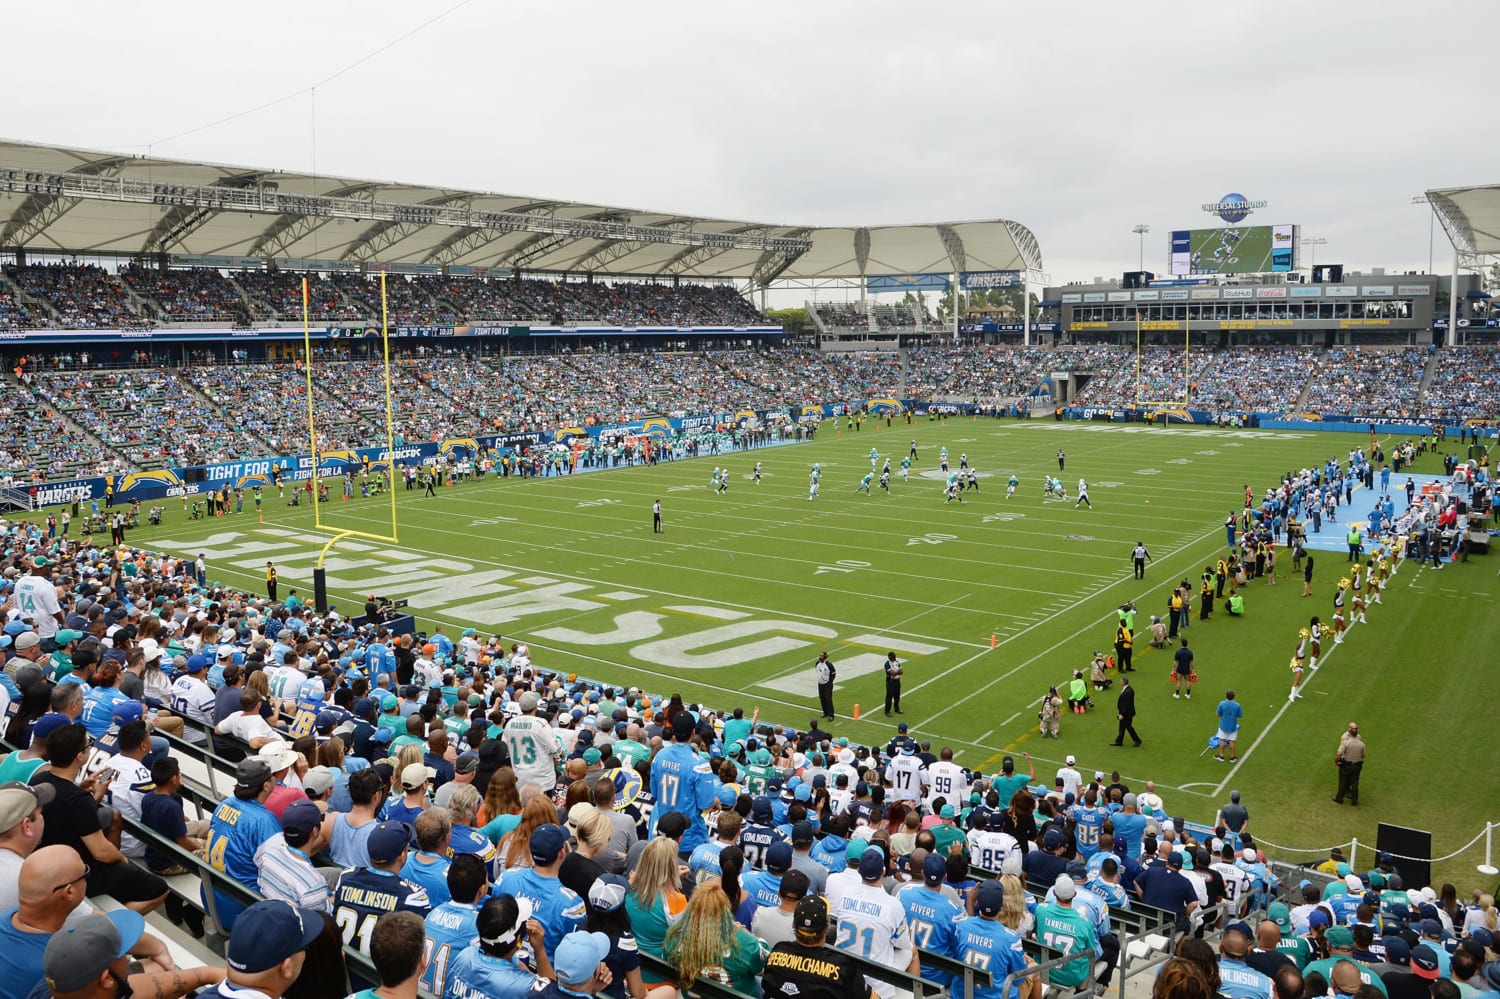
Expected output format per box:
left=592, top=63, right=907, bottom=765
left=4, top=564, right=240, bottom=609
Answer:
left=4, top=0, right=1496, bottom=294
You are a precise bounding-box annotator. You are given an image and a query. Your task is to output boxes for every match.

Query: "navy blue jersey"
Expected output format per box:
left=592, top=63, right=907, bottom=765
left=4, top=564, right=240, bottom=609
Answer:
left=332, top=866, right=432, bottom=957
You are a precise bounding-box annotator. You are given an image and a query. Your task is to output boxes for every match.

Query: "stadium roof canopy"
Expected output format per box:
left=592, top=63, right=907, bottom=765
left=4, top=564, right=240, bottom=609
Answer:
left=1425, top=184, right=1500, bottom=257
left=0, top=138, right=1041, bottom=285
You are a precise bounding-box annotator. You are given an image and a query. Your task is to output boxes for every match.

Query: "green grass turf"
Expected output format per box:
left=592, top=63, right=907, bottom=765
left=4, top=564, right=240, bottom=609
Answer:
left=116, top=418, right=1498, bottom=888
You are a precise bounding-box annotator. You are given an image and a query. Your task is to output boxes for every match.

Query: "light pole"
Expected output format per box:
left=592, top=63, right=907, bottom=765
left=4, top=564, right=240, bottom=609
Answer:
left=1303, top=236, right=1327, bottom=275
left=1132, top=224, right=1151, bottom=272
left=1411, top=195, right=1435, bottom=274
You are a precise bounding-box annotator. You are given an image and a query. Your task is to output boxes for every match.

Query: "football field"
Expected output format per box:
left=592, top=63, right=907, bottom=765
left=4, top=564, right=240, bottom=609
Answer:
left=133, top=418, right=1499, bottom=885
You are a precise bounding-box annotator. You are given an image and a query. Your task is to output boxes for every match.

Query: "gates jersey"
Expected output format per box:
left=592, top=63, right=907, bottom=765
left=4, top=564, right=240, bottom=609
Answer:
left=1069, top=804, right=1110, bottom=859
left=421, top=899, right=480, bottom=996
left=333, top=867, right=431, bottom=957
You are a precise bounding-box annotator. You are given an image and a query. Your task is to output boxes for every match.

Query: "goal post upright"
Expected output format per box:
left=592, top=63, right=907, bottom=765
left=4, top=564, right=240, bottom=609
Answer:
left=302, top=274, right=402, bottom=613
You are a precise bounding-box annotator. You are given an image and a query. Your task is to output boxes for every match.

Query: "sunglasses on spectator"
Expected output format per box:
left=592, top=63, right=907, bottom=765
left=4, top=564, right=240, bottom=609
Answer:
left=53, top=864, right=90, bottom=892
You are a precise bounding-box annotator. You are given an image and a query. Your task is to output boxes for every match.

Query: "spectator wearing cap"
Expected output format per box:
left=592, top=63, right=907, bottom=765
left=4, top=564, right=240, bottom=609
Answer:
left=831, top=845, right=917, bottom=998
left=649, top=711, right=718, bottom=856
left=1135, top=848, right=1200, bottom=929
left=1303, top=928, right=1390, bottom=996
left=32, top=722, right=168, bottom=915
left=0, top=782, right=78, bottom=919
left=503, top=690, right=562, bottom=794
left=387, top=762, right=435, bottom=829
left=446, top=892, right=555, bottom=999
left=584, top=872, right=657, bottom=999
left=745, top=866, right=805, bottom=949
left=13, top=556, right=64, bottom=649
left=1416, top=919, right=1451, bottom=976
left=419, top=853, right=491, bottom=996
left=498, top=823, right=586, bottom=959
left=762, top=892, right=875, bottom=999
left=541, top=930, right=617, bottom=999
left=1034, top=871, right=1101, bottom=991
left=0, top=711, right=70, bottom=784
left=202, top=898, right=325, bottom=999
left=788, top=820, right=829, bottom=894
left=1217, top=790, right=1251, bottom=836
left=256, top=799, right=330, bottom=911
left=434, top=751, right=479, bottom=809
left=741, top=796, right=789, bottom=870
left=1219, top=919, right=1276, bottom=999
left=332, top=820, right=432, bottom=960
left=895, top=852, right=966, bottom=992
left=40, top=908, right=225, bottom=999
left=1024, top=827, right=1069, bottom=885
left=1256, top=904, right=1309, bottom=972
left=206, top=755, right=285, bottom=928
left=168, top=653, right=215, bottom=743
left=952, top=879, right=1036, bottom=999
left=930, top=805, right=968, bottom=861
left=257, top=742, right=307, bottom=819
left=1372, top=938, right=1426, bottom=999
left=745, top=841, right=796, bottom=910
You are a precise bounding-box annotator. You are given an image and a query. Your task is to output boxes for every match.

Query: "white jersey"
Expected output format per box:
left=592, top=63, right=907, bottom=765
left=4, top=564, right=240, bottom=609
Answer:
left=923, top=762, right=968, bottom=811
left=502, top=714, right=561, bottom=791
left=12, top=574, right=62, bottom=639
left=886, top=753, right=924, bottom=803
left=106, top=753, right=153, bottom=857
left=268, top=665, right=305, bottom=700
left=1056, top=766, right=1083, bottom=799
left=1211, top=862, right=1254, bottom=913
left=170, top=674, right=215, bottom=742
left=966, top=829, right=1019, bottom=873
left=833, top=881, right=913, bottom=999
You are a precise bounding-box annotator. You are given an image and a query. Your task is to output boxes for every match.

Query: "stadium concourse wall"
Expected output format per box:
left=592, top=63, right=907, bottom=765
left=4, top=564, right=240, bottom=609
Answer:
left=1063, top=405, right=1492, bottom=437
left=22, top=400, right=930, bottom=509
left=0, top=322, right=786, bottom=345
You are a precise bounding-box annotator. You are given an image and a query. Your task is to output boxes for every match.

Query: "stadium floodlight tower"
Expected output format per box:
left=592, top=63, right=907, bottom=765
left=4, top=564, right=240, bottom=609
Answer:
left=1131, top=224, right=1151, bottom=272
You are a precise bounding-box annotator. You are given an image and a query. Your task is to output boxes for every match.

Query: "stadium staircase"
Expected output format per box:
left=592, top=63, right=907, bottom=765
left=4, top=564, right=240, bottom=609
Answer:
left=804, top=300, right=829, bottom=336
left=109, top=272, right=155, bottom=322
left=1413, top=350, right=1442, bottom=412
left=224, top=273, right=276, bottom=318
left=1293, top=373, right=1316, bottom=412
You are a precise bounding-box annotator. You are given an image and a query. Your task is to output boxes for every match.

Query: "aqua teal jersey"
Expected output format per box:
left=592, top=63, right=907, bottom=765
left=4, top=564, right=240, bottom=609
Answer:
left=1032, top=902, right=1098, bottom=988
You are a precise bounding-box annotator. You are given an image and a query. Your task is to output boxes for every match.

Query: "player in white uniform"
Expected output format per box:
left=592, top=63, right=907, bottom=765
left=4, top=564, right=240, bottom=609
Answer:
left=1007, top=474, right=1019, bottom=499
left=716, top=470, right=729, bottom=495
left=753, top=462, right=762, bottom=485
left=879, top=469, right=890, bottom=493
left=1075, top=479, right=1092, bottom=509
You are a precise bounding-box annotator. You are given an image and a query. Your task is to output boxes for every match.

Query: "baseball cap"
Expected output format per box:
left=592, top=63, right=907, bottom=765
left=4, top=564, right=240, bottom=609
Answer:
left=923, top=853, right=947, bottom=886
left=258, top=742, right=300, bottom=774
left=1043, top=828, right=1063, bottom=850
left=1381, top=936, right=1411, bottom=965
left=794, top=895, right=830, bottom=937
left=0, top=781, right=56, bottom=834
left=588, top=874, right=629, bottom=913
left=767, top=842, right=794, bottom=873
left=138, top=638, right=162, bottom=662
left=655, top=811, right=688, bottom=839
left=455, top=753, right=479, bottom=775
left=1420, top=917, right=1442, bottom=938
left=518, top=691, right=539, bottom=712
left=1345, top=874, right=1363, bottom=892
left=112, top=700, right=144, bottom=724
left=857, top=847, right=886, bottom=881
left=401, top=763, right=437, bottom=790
left=1053, top=873, right=1077, bottom=900
left=41, top=910, right=145, bottom=994
left=790, top=821, right=815, bottom=844
left=977, top=879, right=1006, bottom=916
left=370, top=728, right=394, bottom=745
left=234, top=758, right=273, bottom=793
left=554, top=931, right=611, bottom=987
left=14, top=632, right=39, bottom=651
left=1065, top=754, right=1076, bottom=765
left=1326, top=925, right=1355, bottom=948
left=54, top=629, right=84, bottom=646
left=939, top=804, right=956, bottom=819
left=1224, top=920, right=1254, bottom=941
left=530, top=823, right=568, bottom=865
left=301, top=767, right=336, bottom=797
left=280, top=800, right=322, bottom=841
left=1166, top=851, right=1183, bottom=869
left=226, top=900, right=324, bottom=973
left=367, top=822, right=414, bottom=865
left=1411, top=944, right=1441, bottom=979
left=1267, top=901, right=1292, bottom=934
left=1485, top=961, right=1500, bottom=991
left=778, top=869, right=811, bottom=901
left=751, top=796, right=773, bottom=821
left=29, top=713, right=72, bottom=743
left=1308, top=908, right=1332, bottom=929
left=185, top=653, right=208, bottom=673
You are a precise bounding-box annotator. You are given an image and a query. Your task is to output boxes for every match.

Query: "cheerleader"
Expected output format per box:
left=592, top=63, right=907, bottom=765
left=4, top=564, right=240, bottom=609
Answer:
left=1350, top=564, right=1367, bottom=624
left=1289, top=628, right=1309, bottom=701
left=1308, top=616, right=1323, bottom=670
left=1371, top=553, right=1388, bottom=603
left=1332, top=579, right=1349, bottom=643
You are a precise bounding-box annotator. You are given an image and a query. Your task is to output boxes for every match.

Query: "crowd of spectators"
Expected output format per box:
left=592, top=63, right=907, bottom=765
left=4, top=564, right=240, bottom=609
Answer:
left=2, top=263, right=138, bottom=329
left=1300, top=348, right=1429, bottom=418
left=2, top=532, right=1498, bottom=999
left=0, top=285, right=39, bottom=331
left=815, top=303, right=869, bottom=329
left=1412, top=346, right=1499, bottom=420
left=232, top=270, right=365, bottom=321
left=118, top=265, right=248, bottom=323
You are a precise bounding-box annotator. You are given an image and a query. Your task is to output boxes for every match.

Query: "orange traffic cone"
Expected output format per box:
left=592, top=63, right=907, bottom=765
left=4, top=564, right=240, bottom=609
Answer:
left=852, top=703, right=861, bottom=721
left=991, top=633, right=997, bottom=648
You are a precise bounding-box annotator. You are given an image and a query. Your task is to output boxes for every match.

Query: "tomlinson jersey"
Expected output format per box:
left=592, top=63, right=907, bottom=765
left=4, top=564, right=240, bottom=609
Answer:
left=421, top=900, right=480, bottom=996
left=332, top=867, right=432, bottom=956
